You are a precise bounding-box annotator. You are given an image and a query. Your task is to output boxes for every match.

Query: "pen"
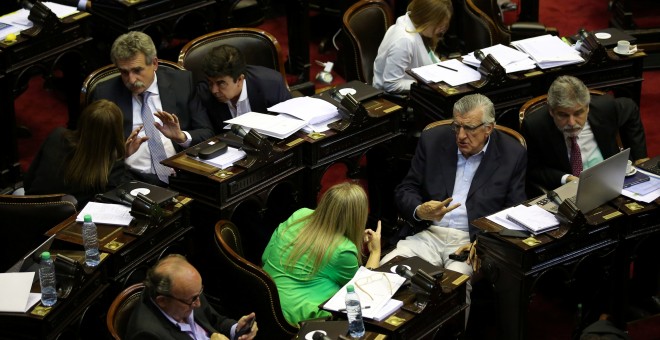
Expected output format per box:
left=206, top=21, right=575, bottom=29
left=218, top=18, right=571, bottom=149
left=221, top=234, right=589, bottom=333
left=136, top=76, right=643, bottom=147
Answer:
left=437, top=64, right=458, bottom=72
left=338, top=306, right=371, bottom=312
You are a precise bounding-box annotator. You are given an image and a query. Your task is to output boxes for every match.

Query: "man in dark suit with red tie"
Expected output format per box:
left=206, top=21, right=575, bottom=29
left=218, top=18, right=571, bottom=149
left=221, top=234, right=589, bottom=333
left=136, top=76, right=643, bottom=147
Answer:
left=521, top=75, right=647, bottom=191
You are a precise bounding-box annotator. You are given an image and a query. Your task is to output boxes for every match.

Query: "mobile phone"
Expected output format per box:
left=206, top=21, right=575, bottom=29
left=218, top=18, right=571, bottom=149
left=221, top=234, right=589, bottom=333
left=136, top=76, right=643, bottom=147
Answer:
left=448, top=251, right=469, bottom=262
left=235, top=316, right=255, bottom=338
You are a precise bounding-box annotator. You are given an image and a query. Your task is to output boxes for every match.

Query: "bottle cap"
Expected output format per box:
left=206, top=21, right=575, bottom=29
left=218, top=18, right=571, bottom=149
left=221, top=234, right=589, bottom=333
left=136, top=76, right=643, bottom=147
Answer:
left=41, top=252, right=51, bottom=260
left=84, top=214, right=92, bottom=222
left=346, top=284, right=355, bottom=292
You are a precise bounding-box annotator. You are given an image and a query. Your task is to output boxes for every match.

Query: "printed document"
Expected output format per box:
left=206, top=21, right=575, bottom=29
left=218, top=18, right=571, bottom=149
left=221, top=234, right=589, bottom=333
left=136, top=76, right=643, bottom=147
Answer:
left=411, top=59, right=482, bottom=86
left=511, top=35, right=584, bottom=69
left=462, top=44, right=537, bottom=73
left=0, top=272, right=41, bottom=313
left=225, top=112, right=307, bottom=139
left=76, top=202, right=133, bottom=226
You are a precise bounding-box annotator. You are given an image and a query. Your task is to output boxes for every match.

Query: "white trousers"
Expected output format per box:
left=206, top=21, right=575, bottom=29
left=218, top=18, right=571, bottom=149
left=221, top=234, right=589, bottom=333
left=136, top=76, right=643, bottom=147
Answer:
left=381, top=226, right=474, bottom=325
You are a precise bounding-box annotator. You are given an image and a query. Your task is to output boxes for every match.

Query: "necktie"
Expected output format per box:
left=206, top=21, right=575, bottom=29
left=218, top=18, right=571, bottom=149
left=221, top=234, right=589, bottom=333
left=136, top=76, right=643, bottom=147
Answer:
left=569, top=136, right=583, bottom=176
left=140, top=91, right=170, bottom=183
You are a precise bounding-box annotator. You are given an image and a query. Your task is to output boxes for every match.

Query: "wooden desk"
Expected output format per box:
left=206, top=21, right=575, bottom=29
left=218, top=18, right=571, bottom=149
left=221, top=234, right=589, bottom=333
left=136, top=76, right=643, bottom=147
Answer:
left=0, top=195, right=194, bottom=339
left=409, top=49, right=646, bottom=130
left=0, top=10, right=92, bottom=190
left=472, top=201, right=627, bottom=340
left=326, top=264, right=468, bottom=340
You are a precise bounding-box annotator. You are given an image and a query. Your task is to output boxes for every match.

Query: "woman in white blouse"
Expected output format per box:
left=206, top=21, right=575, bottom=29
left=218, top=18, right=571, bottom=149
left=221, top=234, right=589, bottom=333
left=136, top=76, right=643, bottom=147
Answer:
left=373, top=0, right=453, bottom=94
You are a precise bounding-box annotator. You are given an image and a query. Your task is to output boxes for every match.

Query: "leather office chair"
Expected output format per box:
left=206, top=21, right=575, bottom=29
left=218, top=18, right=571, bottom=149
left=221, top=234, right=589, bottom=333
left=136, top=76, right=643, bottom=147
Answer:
left=424, top=119, right=527, bottom=149
left=458, top=0, right=558, bottom=52
left=178, top=28, right=286, bottom=87
left=209, top=220, right=298, bottom=338
left=79, top=60, right=184, bottom=108
left=339, top=0, right=393, bottom=84
left=106, top=283, right=145, bottom=340
left=0, top=194, right=77, bottom=272
left=518, top=89, right=606, bottom=130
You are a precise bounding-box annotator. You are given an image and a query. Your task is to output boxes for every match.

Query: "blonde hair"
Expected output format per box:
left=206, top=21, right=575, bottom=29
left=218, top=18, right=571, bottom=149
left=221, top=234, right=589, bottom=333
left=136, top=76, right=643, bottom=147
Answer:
left=283, top=182, right=369, bottom=276
left=64, top=99, right=125, bottom=191
left=408, top=0, right=453, bottom=51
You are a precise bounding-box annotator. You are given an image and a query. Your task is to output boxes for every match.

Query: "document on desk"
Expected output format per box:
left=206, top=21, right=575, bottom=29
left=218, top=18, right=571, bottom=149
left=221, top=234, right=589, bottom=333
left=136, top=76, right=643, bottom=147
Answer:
left=76, top=202, right=133, bottom=226
left=506, top=204, right=560, bottom=235
left=410, top=59, right=482, bottom=86
left=198, top=146, right=246, bottom=169
left=511, top=35, right=584, bottom=69
left=0, top=2, right=78, bottom=32
left=225, top=112, right=307, bottom=139
left=268, top=97, right=340, bottom=124
left=486, top=206, right=527, bottom=231
left=323, top=267, right=406, bottom=321
left=0, top=272, right=41, bottom=313
left=621, top=169, right=660, bottom=203
left=461, top=44, right=537, bottom=73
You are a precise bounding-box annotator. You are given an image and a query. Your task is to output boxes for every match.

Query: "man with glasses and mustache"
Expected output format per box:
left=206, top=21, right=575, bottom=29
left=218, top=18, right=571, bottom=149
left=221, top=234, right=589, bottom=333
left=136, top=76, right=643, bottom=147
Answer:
left=382, top=94, right=527, bottom=325
left=92, top=31, right=213, bottom=186
left=521, top=75, right=647, bottom=192
left=127, top=254, right=257, bottom=340
left=196, top=45, right=291, bottom=134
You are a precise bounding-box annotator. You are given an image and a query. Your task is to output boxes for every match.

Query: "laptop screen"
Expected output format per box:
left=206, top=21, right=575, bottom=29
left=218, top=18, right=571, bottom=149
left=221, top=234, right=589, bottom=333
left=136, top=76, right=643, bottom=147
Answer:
left=6, top=234, right=56, bottom=273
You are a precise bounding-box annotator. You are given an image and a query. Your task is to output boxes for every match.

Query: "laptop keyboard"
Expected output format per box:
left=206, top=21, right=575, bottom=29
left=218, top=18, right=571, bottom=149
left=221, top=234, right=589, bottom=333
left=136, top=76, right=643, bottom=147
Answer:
left=638, top=163, right=660, bottom=176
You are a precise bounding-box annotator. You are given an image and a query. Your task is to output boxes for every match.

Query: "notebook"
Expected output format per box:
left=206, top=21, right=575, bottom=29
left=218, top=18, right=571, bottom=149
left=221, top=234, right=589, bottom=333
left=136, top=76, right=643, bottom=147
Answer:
left=96, top=181, right=178, bottom=207
left=531, top=148, right=630, bottom=214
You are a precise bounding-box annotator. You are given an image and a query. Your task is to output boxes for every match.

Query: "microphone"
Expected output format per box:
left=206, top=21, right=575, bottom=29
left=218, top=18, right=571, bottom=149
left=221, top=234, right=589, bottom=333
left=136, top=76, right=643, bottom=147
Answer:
left=395, top=266, right=437, bottom=293
left=547, top=190, right=563, bottom=206
left=230, top=124, right=249, bottom=139
left=116, top=189, right=135, bottom=207
left=474, top=49, right=487, bottom=62
left=312, top=332, right=332, bottom=340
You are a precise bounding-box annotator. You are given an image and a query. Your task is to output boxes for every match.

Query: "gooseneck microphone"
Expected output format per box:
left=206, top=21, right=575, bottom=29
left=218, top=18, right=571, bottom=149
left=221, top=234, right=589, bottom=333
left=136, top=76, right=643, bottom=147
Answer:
left=230, top=124, right=249, bottom=138
left=311, top=331, right=332, bottom=340
left=395, top=265, right=437, bottom=293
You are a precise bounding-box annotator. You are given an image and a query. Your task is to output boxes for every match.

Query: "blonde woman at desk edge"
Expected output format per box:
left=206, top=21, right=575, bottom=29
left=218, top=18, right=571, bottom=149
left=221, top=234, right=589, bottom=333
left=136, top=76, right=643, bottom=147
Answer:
left=373, top=0, right=453, bottom=94
left=261, top=182, right=382, bottom=325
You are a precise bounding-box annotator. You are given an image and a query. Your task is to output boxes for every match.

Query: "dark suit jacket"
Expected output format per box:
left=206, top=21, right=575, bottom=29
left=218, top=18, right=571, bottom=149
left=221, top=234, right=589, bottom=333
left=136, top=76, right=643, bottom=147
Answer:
left=126, top=293, right=236, bottom=340
left=92, top=66, right=213, bottom=149
left=396, top=126, right=527, bottom=240
left=197, top=65, right=292, bottom=134
left=521, top=95, right=647, bottom=190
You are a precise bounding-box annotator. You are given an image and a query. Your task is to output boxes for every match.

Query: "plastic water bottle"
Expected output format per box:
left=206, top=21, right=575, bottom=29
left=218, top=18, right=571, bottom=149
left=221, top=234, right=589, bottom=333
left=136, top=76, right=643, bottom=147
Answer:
left=82, top=214, right=100, bottom=267
left=39, top=251, right=57, bottom=306
left=345, top=284, right=365, bottom=338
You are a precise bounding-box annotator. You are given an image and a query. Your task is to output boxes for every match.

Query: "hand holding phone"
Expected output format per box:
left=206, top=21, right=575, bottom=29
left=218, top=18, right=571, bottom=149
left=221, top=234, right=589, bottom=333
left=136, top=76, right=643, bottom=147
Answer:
left=449, top=250, right=469, bottom=262
left=235, top=315, right=255, bottom=339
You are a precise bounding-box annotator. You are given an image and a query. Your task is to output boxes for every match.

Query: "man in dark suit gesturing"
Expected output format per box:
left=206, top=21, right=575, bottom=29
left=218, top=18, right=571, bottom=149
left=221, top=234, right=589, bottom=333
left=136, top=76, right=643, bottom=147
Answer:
left=92, top=31, right=213, bottom=185
left=196, top=45, right=292, bottom=134
left=381, top=94, right=527, bottom=323
left=521, top=75, right=647, bottom=191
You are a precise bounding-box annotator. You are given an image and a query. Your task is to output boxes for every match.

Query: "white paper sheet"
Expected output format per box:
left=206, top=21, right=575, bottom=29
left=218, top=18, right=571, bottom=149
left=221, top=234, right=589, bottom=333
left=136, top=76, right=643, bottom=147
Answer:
left=76, top=202, right=133, bottom=226
left=411, top=59, right=482, bottom=87
left=0, top=272, right=38, bottom=313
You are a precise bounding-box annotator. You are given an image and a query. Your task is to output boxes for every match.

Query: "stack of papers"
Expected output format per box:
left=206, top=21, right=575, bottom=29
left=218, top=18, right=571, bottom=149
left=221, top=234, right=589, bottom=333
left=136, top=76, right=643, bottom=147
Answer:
left=462, top=44, right=537, bottom=73
left=268, top=97, right=342, bottom=133
left=198, top=146, right=246, bottom=169
left=0, top=272, right=41, bottom=312
left=323, top=267, right=406, bottom=321
left=511, top=35, right=584, bottom=69
left=0, top=2, right=79, bottom=40
left=506, top=204, right=560, bottom=235
left=76, top=202, right=133, bottom=226
left=225, top=112, right=308, bottom=139
left=410, top=59, right=482, bottom=86
left=621, top=169, right=660, bottom=203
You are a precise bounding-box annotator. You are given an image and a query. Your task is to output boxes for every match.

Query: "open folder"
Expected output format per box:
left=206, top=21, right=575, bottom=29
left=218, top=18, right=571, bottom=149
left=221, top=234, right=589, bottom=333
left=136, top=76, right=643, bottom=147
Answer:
left=323, top=267, right=406, bottom=321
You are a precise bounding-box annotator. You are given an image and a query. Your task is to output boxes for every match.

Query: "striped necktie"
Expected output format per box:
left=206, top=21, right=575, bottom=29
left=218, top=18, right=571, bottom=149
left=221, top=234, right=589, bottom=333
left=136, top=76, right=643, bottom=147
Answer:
left=140, top=91, right=170, bottom=183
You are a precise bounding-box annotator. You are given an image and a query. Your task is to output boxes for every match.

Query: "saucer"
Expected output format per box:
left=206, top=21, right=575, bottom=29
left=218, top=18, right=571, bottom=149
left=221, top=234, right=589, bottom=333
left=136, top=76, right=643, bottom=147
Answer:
left=626, top=168, right=637, bottom=177
left=614, top=46, right=637, bottom=56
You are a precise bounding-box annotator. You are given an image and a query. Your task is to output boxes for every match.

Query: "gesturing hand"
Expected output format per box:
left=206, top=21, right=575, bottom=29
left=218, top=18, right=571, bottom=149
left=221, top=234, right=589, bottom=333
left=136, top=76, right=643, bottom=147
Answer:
left=125, top=125, right=148, bottom=157
left=154, top=110, right=186, bottom=144
left=416, top=198, right=461, bottom=222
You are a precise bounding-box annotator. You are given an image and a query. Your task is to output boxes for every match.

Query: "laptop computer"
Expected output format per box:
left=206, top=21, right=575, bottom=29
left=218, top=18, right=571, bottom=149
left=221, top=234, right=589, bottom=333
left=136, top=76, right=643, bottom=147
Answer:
left=531, top=148, right=630, bottom=214
left=6, top=234, right=56, bottom=276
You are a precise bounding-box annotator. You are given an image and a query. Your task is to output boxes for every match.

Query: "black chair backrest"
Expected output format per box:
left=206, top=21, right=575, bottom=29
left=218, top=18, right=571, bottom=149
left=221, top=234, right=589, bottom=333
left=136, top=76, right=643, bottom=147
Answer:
left=209, top=220, right=298, bottom=338
left=178, top=27, right=286, bottom=86
left=0, top=194, right=77, bottom=271
left=341, top=0, right=393, bottom=83
left=106, top=283, right=145, bottom=340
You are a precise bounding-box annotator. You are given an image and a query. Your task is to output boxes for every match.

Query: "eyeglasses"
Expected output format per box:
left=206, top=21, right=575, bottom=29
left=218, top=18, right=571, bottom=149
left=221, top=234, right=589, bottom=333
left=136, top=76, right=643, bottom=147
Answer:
left=451, top=122, right=485, bottom=134
left=161, top=286, right=203, bottom=307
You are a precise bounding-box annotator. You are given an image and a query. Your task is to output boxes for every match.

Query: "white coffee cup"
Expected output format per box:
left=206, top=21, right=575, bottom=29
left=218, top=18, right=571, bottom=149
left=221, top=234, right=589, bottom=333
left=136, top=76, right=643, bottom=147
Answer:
left=626, top=160, right=633, bottom=174
left=617, top=40, right=631, bottom=54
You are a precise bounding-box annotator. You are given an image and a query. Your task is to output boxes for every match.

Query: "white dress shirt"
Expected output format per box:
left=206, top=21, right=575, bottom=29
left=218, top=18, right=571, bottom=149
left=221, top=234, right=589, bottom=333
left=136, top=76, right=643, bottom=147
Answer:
left=226, top=79, right=252, bottom=118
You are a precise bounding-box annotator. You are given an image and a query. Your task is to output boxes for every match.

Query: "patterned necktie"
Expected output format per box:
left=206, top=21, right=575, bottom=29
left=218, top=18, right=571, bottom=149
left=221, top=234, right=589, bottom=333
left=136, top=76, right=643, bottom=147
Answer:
left=140, top=91, right=170, bottom=183
left=569, top=136, right=583, bottom=176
